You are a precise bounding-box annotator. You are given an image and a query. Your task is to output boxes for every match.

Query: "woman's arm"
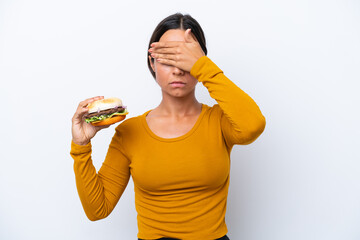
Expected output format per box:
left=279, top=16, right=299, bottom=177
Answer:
left=190, top=56, right=266, bottom=147
left=70, top=129, right=130, bottom=221
left=71, top=97, right=130, bottom=221
left=150, top=29, right=265, bottom=146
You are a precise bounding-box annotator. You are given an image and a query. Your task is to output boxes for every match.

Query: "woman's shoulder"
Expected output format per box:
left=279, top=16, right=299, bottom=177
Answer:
left=202, top=103, right=222, bottom=116
left=197, top=104, right=223, bottom=126
left=114, top=110, right=150, bottom=132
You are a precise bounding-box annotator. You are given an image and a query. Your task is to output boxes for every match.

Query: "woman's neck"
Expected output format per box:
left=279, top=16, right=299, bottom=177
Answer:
left=155, top=92, right=202, bottom=118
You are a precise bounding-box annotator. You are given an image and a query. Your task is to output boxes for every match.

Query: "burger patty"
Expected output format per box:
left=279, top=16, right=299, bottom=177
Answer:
left=85, top=107, right=125, bottom=119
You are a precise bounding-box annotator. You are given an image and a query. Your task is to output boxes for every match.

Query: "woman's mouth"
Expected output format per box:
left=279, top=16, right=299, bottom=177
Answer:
left=170, top=81, right=186, bottom=87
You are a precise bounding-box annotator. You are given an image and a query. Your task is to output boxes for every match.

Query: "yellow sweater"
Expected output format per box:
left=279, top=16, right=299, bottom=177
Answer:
left=70, top=56, right=265, bottom=240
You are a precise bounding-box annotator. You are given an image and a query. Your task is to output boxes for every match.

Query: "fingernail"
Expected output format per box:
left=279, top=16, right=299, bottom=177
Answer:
left=148, top=48, right=153, bottom=52
left=151, top=43, right=155, bottom=47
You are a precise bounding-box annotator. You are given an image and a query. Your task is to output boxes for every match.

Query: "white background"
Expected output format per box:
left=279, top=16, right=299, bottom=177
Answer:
left=1, top=0, right=359, bottom=239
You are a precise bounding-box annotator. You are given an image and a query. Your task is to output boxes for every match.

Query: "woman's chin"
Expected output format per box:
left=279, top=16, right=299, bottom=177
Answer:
left=163, top=89, right=193, bottom=98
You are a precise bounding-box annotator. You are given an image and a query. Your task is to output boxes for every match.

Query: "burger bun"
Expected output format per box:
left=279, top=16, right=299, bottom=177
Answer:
left=87, top=97, right=123, bottom=113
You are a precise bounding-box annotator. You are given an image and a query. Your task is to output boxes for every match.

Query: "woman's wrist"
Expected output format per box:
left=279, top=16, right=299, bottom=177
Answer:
left=72, top=138, right=90, bottom=146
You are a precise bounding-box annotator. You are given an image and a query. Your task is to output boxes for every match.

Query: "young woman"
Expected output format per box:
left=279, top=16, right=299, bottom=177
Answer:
left=71, top=13, right=266, bottom=240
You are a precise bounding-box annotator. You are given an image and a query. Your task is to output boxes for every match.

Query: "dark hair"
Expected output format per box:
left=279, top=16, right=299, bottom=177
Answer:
left=147, top=13, right=207, bottom=79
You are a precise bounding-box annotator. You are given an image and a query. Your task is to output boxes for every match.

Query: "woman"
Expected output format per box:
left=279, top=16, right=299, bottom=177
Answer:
left=71, top=13, right=265, bottom=240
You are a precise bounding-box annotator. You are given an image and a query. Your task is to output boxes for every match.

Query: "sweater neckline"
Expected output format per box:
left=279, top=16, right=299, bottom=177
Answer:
left=141, top=104, right=208, bottom=142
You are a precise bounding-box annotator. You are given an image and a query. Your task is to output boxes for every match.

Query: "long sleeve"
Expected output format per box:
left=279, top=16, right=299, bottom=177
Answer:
left=70, top=128, right=130, bottom=221
left=190, top=56, right=266, bottom=147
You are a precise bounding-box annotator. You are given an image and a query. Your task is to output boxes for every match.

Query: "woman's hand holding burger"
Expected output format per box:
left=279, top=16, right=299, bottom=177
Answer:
left=72, top=96, right=128, bottom=145
left=71, top=96, right=109, bottom=146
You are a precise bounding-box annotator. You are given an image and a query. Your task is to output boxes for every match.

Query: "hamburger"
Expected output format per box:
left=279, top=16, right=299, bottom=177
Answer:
left=84, top=97, right=128, bottom=126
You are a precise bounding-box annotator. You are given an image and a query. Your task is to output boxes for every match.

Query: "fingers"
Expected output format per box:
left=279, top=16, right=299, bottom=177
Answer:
left=73, top=96, right=104, bottom=123
left=149, top=42, right=183, bottom=61
left=155, top=58, right=177, bottom=67
left=150, top=29, right=195, bottom=49
left=150, top=47, right=177, bottom=55
left=149, top=45, right=180, bottom=66
left=150, top=41, right=179, bottom=49
left=151, top=52, right=178, bottom=61
left=78, top=96, right=104, bottom=110
left=77, top=96, right=103, bottom=113
left=149, top=42, right=182, bottom=56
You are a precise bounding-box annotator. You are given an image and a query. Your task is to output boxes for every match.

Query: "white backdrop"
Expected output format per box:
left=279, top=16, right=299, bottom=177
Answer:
left=1, top=0, right=359, bottom=239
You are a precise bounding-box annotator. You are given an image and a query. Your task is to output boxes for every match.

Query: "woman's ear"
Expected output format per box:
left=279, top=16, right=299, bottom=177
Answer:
left=148, top=56, right=155, bottom=72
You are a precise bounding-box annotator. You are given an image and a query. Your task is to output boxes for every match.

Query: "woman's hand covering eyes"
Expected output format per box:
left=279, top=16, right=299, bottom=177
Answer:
left=149, top=29, right=205, bottom=72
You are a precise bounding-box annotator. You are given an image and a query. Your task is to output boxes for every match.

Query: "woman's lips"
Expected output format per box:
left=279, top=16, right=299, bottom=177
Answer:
left=170, top=82, right=186, bottom=87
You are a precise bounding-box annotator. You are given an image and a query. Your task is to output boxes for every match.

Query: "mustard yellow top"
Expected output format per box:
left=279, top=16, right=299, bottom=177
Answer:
left=70, top=56, right=266, bottom=240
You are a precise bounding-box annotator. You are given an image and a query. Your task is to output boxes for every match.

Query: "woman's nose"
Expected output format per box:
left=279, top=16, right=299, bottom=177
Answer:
left=172, top=66, right=185, bottom=75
